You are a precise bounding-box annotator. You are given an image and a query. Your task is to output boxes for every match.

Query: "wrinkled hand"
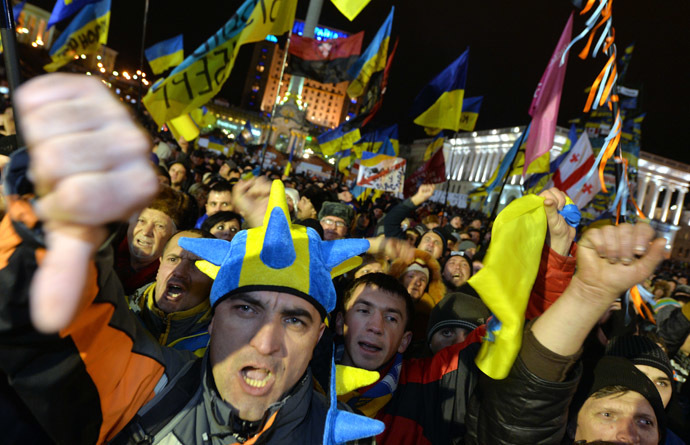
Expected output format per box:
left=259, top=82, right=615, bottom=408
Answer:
left=573, top=222, right=667, bottom=307
left=232, top=176, right=271, bottom=228
left=17, top=73, right=158, bottom=333
left=538, top=187, right=576, bottom=256
left=411, top=183, right=435, bottom=206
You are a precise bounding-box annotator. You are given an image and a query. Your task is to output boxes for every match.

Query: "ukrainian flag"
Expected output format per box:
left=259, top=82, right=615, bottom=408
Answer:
left=457, top=96, right=483, bottom=132
left=146, top=35, right=184, bottom=75
left=346, top=7, right=393, bottom=99
left=352, top=124, right=398, bottom=157
left=318, top=125, right=361, bottom=157
left=360, top=150, right=394, bottom=167
left=44, top=0, right=111, bottom=72
left=47, top=0, right=99, bottom=28
left=410, top=48, right=469, bottom=133
left=423, top=134, right=445, bottom=161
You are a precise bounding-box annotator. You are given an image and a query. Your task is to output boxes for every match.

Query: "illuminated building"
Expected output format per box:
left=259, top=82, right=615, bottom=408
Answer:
left=14, top=2, right=55, bottom=49
left=241, top=20, right=352, bottom=130
left=409, top=127, right=690, bottom=231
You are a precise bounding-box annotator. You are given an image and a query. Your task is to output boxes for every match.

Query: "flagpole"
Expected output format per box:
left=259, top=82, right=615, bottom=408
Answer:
left=0, top=0, right=23, bottom=149
left=441, top=132, right=455, bottom=220
left=260, top=29, right=292, bottom=172
left=488, top=127, right=528, bottom=221
left=137, top=0, right=150, bottom=111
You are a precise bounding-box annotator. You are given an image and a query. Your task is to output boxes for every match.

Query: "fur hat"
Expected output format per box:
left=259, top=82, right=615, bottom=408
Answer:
left=319, top=201, right=355, bottom=227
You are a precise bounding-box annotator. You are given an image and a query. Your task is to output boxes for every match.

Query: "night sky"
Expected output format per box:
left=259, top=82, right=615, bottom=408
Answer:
left=30, top=0, right=690, bottom=163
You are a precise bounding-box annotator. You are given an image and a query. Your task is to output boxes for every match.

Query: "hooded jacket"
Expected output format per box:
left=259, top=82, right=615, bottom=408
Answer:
left=389, top=249, right=446, bottom=342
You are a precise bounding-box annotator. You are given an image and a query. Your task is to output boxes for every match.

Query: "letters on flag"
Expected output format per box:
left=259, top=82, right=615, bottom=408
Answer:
left=457, top=96, right=483, bottom=132
left=143, top=0, right=297, bottom=127
left=146, top=34, right=184, bottom=75
left=287, top=32, right=363, bottom=84
left=549, top=132, right=600, bottom=209
left=44, top=0, right=111, bottom=72
left=356, top=152, right=406, bottom=193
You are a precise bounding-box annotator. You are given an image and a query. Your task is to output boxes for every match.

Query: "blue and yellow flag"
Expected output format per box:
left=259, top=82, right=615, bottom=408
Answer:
left=13, top=0, right=26, bottom=23
left=457, top=96, right=483, bottom=132
left=410, top=48, right=469, bottom=133
left=346, top=7, right=393, bottom=99
left=330, top=0, right=373, bottom=21
left=143, top=0, right=297, bottom=127
left=47, top=0, right=99, bottom=28
left=470, top=194, right=548, bottom=379
left=145, top=34, right=184, bottom=75
left=44, top=0, right=110, bottom=72
left=352, top=124, right=398, bottom=157
left=318, top=124, right=361, bottom=157
left=423, top=134, right=445, bottom=161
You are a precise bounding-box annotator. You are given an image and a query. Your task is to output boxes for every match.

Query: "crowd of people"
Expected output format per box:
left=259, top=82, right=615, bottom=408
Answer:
left=1, top=73, right=690, bottom=445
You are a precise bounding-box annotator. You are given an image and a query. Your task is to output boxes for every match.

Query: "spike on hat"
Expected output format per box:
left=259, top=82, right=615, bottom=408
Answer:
left=323, top=360, right=384, bottom=444
left=179, top=180, right=369, bottom=317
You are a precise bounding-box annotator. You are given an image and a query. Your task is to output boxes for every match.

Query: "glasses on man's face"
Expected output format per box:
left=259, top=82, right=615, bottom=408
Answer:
left=321, top=218, right=347, bottom=228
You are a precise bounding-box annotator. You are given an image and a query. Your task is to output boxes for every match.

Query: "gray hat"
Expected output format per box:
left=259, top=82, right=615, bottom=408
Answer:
left=318, top=201, right=355, bottom=226
left=458, top=240, right=477, bottom=252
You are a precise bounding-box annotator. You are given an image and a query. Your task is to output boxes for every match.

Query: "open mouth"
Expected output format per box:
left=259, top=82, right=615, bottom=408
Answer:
left=136, top=238, right=153, bottom=248
left=165, top=284, right=184, bottom=299
left=359, top=341, right=382, bottom=353
left=241, top=367, right=272, bottom=388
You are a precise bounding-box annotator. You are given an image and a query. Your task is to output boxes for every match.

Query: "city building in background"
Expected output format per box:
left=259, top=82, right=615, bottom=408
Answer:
left=408, top=127, right=690, bottom=232
left=14, top=1, right=55, bottom=49
left=241, top=20, right=354, bottom=130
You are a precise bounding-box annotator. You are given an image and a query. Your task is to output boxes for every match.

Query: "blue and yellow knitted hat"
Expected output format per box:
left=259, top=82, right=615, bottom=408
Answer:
left=179, top=180, right=369, bottom=317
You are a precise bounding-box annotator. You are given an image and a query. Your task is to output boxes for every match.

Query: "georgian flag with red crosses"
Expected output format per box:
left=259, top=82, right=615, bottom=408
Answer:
left=548, top=132, right=601, bottom=209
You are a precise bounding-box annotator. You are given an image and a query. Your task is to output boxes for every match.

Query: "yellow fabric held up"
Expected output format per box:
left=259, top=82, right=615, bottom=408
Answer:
left=469, top=194, right=547, bottom=379
left=413, top=89, right=465, bottom=132
left=167, top=114, right=199, bottom=142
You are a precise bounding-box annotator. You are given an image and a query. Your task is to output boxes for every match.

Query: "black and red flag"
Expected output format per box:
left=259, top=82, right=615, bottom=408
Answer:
left=287, top=32, right=364, bottom=84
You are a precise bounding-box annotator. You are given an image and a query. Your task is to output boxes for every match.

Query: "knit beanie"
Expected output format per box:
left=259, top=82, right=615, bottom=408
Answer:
left=302, top=185, right=329, bottom=214
left=605, top=335, right=673, bottom=380
left=426, top=292, right=490, bottom=344
left=445, top=251, right=474, bottom=278
left=587, top=356, right=666, bottom=441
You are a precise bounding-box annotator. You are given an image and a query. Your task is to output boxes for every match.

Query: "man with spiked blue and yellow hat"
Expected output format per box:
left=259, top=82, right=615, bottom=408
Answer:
left=0, top=74, right=385, bottom=444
